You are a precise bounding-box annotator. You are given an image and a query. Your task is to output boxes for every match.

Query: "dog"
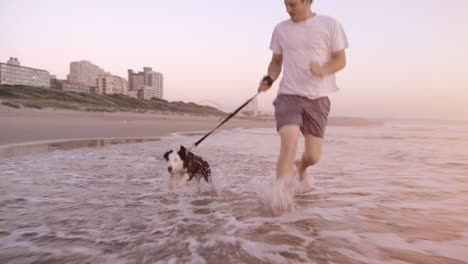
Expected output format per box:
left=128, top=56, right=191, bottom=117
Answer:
left=163, top=145, right=212, bottom=189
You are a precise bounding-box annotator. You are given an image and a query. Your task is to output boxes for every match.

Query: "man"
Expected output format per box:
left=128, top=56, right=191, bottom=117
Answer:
left=258, top=0, right=348, bottom=208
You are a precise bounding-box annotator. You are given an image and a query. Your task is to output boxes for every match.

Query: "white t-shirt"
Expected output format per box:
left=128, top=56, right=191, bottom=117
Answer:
left=270, top=15, right=349, bottom=99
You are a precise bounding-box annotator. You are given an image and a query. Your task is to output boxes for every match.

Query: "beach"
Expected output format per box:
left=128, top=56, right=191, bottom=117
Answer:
left=1, top=108, right=467, bottom=264
left=0, top=106, right=275, bottom=147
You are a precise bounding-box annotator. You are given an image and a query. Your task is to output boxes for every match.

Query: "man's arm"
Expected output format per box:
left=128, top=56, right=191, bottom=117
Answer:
left=258, top=53, right=283, bottom=92
left=268, top=53, right=283, bottom=81
left=310, top=49, right=346, bottom=77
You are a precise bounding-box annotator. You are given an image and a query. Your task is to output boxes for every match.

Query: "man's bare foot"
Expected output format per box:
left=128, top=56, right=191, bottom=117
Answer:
left=268, top=177, right=295, bottom=215
left=294, top=160, right=307, bottom=181
left=277, top=173, right=294, bottom=197
left=294, top=160, right=314, bottom=194
left=297, top=179, right=314, bottom=194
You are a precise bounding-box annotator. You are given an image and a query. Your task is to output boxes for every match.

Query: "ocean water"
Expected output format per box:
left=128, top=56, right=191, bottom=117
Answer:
left=0, top=121, right=467, bottom=264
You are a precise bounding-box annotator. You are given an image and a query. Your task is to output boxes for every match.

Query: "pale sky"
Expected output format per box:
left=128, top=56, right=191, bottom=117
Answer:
left=1, top=0, right=467, bottom=120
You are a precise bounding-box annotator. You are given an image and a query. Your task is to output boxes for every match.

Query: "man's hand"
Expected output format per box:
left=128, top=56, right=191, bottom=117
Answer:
left=258, top=76, right=274, bottom=93
left=309, top=50, right=347, bottom=78
left=258, top=80, right=270, bottom=93
left=309, top=63, right=326, bottom=78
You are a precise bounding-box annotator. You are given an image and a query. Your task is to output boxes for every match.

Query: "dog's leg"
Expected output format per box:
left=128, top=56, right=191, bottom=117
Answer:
left=196, top=176, right=202, bottom=193
left=203, top=174, right=212, bottom=184
left=206, top=175, right=217, bottom=196
left=168, top=175, right=174, bottom=190
left=175, top=173, right=189, bottom=188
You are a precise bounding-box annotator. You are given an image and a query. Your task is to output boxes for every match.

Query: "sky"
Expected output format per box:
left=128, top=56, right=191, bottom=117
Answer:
left=1, top=0, right=467, bottom=120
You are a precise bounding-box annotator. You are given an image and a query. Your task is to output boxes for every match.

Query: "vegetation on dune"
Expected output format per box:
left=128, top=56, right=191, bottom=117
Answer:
left=0, top=85, right=226, bottom=115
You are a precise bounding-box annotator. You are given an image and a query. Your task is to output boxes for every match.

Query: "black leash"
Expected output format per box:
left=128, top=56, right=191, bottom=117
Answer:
left=189, top=93, right=259, bottom=150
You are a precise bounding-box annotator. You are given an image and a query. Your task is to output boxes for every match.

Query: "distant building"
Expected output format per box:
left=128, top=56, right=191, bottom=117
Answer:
left=62, top=82, right=91, bottom=93
left=47, top=74, right=91, bottom=93
left=50, top=75, right=64, bottom=90
left=0, top=57, right=50, bottom=88
left=67, top=60, right=105, bottom=90
left=243, top=97, right=258, bottom=116
left=97, top=74, right=128, bottom=95
left=7, top=57, right=20, bottom=66
left=127, top=90, right=138, bottom=99
left=128, top=67, right=163, bottom=100
left=137, top=86, right=156, bottom=100
left=127, top=70, right=144, bottom=98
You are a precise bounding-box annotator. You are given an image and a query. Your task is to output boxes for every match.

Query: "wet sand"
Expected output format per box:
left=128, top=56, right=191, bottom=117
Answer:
left=0, top=106, right=275, bottom=147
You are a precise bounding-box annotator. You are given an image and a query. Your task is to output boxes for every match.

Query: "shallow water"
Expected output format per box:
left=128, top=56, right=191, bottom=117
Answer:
left=0, top=138, right=161, bottom=159
left=0, top=122, right=467, bottom=264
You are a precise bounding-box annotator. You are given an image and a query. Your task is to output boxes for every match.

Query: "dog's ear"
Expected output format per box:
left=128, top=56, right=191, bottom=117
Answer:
left=178, top=146, right=187, bottom=160
left=163, top=150, right=173, bottom=161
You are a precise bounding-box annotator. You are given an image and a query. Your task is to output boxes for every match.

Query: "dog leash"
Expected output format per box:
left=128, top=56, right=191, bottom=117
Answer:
left=188, top=93, right=259, bottom=151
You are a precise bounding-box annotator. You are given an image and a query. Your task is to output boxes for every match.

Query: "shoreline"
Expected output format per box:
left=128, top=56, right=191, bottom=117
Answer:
left=0, top=104, right=385, bottom=148
left=0, top=106, right=276, bottom=147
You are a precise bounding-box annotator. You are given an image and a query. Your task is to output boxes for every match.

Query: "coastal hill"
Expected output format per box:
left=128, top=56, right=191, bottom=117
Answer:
left=0, top=85, right=225, bottom=116
left=0, top=84, right=384, bottom=126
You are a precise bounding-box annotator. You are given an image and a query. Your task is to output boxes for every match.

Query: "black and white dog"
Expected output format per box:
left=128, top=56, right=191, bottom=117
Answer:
left=163, top=146, right=212, bottom=189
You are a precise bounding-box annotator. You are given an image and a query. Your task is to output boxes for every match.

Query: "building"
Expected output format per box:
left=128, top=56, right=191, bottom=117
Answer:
left=50, top=75, right=64, bottom=90
left=127, top=72, right=143, bottom=98
left=128, top=67, right=163, bottom=100
left=65, top=60, right=130, bottom=95
left=243, top=97, right=258, bottom=117
left=127, top=90, right=138, bottom=99
left=62, top=82, right=90, bottom=93
left=67, top=60, right=105, bottom=89
left=0, top=57, right=50, bottom=88
left=137, top=87, right=155, bottom=100
left=97, top=74, right=128, bottom=95
left=50, top=74, right=86, bottom=92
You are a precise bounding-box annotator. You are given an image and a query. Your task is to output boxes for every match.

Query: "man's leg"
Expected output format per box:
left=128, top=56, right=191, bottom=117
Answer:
left=296, top=134, right=323, bottom=188
left=296, top=96, right=330, bottom=191
left=277, top=125, right=300, bottom=186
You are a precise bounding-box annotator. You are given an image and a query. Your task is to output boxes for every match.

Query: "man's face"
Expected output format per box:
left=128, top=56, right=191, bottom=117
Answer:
left=284, top=0, right=311, bottom=21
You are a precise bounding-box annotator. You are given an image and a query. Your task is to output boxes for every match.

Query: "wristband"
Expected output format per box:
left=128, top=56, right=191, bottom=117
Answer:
left=262, top=75, right=274, bottom=87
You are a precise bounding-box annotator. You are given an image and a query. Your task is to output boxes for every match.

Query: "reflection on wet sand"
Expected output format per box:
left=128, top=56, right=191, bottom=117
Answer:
left=0, top=138, right=161, bottom=158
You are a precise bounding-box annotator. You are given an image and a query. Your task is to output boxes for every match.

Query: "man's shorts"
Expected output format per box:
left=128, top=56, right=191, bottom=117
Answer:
left=273, top=94, right=331, bottom=138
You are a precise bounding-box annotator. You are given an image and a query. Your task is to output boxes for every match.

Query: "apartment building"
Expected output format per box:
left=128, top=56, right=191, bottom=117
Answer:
left=128, top=67, right=163, bottom=100
left=0, top=57, right=50, bottom=88
left=97, top=74, right=128, bottom=95
left=66, top=60, right=105, bottom=87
